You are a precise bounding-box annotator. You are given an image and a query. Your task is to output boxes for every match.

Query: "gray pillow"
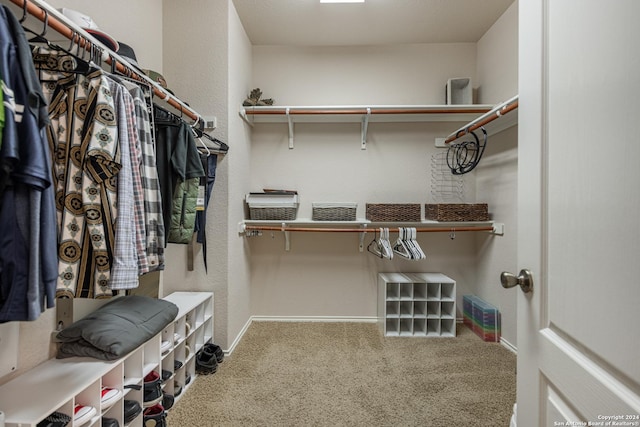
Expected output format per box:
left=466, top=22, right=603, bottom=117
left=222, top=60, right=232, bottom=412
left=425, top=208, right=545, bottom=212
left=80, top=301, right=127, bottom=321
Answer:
left=56, top=295, right=179, bottom=360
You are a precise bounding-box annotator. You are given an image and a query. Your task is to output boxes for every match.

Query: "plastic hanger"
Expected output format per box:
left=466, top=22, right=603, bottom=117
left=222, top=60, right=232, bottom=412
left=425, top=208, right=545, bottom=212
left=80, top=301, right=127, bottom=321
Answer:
left=409, top=228, right=426, bottom=259
left=393, top=228, right=413, bottom=259
left=367, top=229, right=384, bottom=258
left=30, top=28, right=93, bottom=75
left=381, top=228, right=393, bottom=259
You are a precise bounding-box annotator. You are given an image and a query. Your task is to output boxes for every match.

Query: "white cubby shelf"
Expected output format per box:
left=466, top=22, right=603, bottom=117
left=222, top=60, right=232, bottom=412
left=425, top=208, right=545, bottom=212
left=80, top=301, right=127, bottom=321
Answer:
left=378, top=272, right=456, bottom=338
left=0, top=291, right=213, bottom=427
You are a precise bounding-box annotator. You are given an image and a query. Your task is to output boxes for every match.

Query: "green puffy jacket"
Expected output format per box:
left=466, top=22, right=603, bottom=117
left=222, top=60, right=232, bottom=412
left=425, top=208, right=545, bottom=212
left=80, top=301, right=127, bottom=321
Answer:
left=167, top=177, right=200, bottom=244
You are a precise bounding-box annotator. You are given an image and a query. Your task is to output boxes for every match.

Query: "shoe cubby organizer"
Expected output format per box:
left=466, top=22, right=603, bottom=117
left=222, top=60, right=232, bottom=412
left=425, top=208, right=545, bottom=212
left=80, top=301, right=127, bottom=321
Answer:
left=0, top=291, right=213, bottom=427
left=378, top=272, right=456, bottom=337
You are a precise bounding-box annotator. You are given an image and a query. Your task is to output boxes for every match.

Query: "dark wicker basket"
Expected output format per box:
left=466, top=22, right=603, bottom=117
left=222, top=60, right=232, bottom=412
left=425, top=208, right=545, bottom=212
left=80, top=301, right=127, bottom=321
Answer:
left=365, top=203, right=421, bottom=222
left=425, top=203, right=489, bottom=221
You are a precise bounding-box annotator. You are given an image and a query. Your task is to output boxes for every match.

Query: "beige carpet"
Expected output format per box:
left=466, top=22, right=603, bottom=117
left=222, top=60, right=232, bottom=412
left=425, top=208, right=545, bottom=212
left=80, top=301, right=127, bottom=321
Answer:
left=167, top=321, right=516, bottom=427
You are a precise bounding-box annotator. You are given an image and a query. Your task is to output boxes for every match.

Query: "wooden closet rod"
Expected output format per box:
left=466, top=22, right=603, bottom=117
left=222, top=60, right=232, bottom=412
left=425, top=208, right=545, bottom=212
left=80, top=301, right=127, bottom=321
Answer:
left=245, top=106, right=492, bottom=116
left=243, top=225, right=495, bottom=233
left=9, top=0, right=202, bottom=123
left=444, top=95, right=519, bottom=143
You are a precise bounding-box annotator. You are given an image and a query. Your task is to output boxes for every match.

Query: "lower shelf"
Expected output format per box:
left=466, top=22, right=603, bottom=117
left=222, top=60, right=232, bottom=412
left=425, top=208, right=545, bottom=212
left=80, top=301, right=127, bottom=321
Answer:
left=384, top=318, right=456, bottom=337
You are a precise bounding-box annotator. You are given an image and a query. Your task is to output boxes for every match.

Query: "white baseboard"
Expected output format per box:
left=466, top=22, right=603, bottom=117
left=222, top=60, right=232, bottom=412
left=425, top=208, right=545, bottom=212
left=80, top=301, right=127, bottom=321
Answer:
left=224, top=316, right=378, bottom=356
left=224, top=317, right=254, bottom=356
left=251, top=315, right=378, bottom=323
left=500, top=337, right=517, bottom=354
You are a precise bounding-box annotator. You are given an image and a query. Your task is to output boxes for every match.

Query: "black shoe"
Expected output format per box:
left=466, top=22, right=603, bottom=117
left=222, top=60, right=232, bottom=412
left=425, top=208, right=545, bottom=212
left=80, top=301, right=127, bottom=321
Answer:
left=203, top=343, right=224, bottom=364
left=143, top=404, right=167, bottom=427
left=196, top=345, right=219, bottom=374
left=161, top=369, right=173, bottom=383
left=143, top=371, right=162, bottom=407
left=102, top=417, right=119, bottom=427
left=174, top=382, right=183, bottom=397
left=124, top=400, right=142, bottom=424
left=174, top=360, right=183, bottom=370
left=162, top=392, right=175, bottom=410
left=37, top=411, right=71, bottom=427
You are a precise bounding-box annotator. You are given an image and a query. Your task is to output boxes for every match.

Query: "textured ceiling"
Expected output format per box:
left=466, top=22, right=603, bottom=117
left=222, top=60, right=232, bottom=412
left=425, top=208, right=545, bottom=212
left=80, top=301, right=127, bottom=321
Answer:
left=232, top=0, right=515, bottom=46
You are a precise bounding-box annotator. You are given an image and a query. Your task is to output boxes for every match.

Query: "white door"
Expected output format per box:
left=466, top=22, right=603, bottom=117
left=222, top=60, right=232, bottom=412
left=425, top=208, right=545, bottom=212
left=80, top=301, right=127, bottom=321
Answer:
left=515, top=0, right=640, bottom=426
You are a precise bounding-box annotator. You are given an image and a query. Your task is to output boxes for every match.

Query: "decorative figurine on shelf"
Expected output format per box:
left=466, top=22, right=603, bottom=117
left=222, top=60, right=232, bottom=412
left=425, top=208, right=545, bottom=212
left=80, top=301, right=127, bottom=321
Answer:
left=243, top=88, right=274, bottom=106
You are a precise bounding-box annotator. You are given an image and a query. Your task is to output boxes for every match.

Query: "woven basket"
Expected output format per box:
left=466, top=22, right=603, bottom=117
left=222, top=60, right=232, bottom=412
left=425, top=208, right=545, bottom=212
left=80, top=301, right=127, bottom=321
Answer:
left=249, top=205, right=298, bottom=220
left=425, top=203, right=489, bottom=222
left=365, top=203, right=421, bottom=222
left=312, top=203, right=357, bottom=221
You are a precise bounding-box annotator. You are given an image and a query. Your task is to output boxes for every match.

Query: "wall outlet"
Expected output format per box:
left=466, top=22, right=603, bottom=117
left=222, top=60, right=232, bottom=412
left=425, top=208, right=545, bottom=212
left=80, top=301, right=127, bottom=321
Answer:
left=204, top=116, right=217, bottom=130
left=435, top=137, right=447, bottom=147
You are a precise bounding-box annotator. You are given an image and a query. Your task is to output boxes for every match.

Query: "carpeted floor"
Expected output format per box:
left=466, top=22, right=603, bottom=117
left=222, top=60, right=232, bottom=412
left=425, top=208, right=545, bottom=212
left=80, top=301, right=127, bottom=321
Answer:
left=167, top=321, right=516, bottom=427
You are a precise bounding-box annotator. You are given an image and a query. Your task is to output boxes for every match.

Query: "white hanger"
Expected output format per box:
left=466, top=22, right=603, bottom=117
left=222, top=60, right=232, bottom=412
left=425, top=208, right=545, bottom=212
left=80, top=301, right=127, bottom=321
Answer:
left=381, top=228, right=394, bottom=259
left=367, top=228, right=385, bottom=258
left=409, top=228, right=426, bottom=259
left=393, top=228, right=413, bottom=259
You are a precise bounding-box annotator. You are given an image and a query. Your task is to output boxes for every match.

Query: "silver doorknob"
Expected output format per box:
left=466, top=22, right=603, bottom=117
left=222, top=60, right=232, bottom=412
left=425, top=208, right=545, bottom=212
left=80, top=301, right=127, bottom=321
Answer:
left=500, top=269, right=533, bottom=293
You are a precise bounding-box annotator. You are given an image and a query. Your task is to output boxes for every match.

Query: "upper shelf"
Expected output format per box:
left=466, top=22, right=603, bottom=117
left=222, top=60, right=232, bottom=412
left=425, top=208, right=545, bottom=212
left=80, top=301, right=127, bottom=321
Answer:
left=239, top=101, right=517, bottom=149
left=240, top=104, right=494, bottom=124
left=445, top=95, right=519, bottom=143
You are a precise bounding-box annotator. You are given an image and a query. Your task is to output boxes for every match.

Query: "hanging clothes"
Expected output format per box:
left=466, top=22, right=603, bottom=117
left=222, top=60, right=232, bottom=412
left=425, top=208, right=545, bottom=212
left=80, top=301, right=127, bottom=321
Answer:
left=154, top=107, right=204, bottom=246
left=121, top=80, right=165, bottom=271
left=195, top=151, right=217, bottom=271
left=35, top=48, right=120, bottom=299
left=106, top=76, right=147, bottom=290
left=0, top=6, right=57, bottom=321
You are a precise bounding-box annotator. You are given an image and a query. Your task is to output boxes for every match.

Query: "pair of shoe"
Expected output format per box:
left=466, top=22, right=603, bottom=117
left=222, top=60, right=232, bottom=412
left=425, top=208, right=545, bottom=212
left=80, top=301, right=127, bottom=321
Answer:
left=143, top=403, right=167, bottom=427
left=143, top=371, right=162, bottom=407
left=195, top=343, right=223, bottom=375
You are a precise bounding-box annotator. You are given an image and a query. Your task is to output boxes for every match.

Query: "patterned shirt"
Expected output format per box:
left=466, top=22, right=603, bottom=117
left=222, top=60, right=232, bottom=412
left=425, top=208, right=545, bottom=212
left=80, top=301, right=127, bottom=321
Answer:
left=36, top=51, right=119, bottom=298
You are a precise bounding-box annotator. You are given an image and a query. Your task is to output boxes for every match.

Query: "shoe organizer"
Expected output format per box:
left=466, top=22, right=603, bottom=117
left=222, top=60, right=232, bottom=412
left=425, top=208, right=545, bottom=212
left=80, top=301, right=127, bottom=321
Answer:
left=0, top=291, right=213, bottom=427
left=378, top=272, right=456, bottom=337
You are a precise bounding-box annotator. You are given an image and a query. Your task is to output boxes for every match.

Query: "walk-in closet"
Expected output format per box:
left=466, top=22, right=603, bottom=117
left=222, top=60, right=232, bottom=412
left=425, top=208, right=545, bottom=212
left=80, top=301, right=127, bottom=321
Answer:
left=1, top=0, right=638, bottom=426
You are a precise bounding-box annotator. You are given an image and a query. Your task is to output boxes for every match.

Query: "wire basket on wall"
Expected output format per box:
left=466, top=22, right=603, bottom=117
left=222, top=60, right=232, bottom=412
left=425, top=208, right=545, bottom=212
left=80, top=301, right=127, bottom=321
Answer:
left=430, top=151, right=466, bottom=202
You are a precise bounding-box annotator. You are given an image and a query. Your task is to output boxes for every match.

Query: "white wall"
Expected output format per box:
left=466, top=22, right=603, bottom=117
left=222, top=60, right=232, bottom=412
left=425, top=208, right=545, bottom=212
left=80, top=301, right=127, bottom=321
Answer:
left=477, top=1, right=519, bottom=105
left=161, top=0, right=254, bottom=350
left=226, top=1, right=254, bottom=348
left=474, top=1, right=519, bottom=347
left=253, top=43, right=477, bottom=105
left=248, top=44, right=483, bottom=319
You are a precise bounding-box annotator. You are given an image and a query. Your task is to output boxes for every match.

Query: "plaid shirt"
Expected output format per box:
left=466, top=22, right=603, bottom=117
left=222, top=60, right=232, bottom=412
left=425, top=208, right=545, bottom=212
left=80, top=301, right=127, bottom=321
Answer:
left=123, top=81, right=165, bottom=271
left=107, top=77, right=148, bottom=290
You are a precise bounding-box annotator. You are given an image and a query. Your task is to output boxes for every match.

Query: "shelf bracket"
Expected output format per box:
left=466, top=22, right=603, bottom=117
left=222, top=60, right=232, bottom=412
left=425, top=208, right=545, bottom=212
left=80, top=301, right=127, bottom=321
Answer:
left=359, top=224, right=368, bottom=252
left=361, top=107, right=371, bottom=150
left=238, top=108, right=254, bottom=127
left=286, top=108, right=294, bottom=149
left=491, top=222, right=505, bottom=236
left=283, top=222, right=291, bottom=251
